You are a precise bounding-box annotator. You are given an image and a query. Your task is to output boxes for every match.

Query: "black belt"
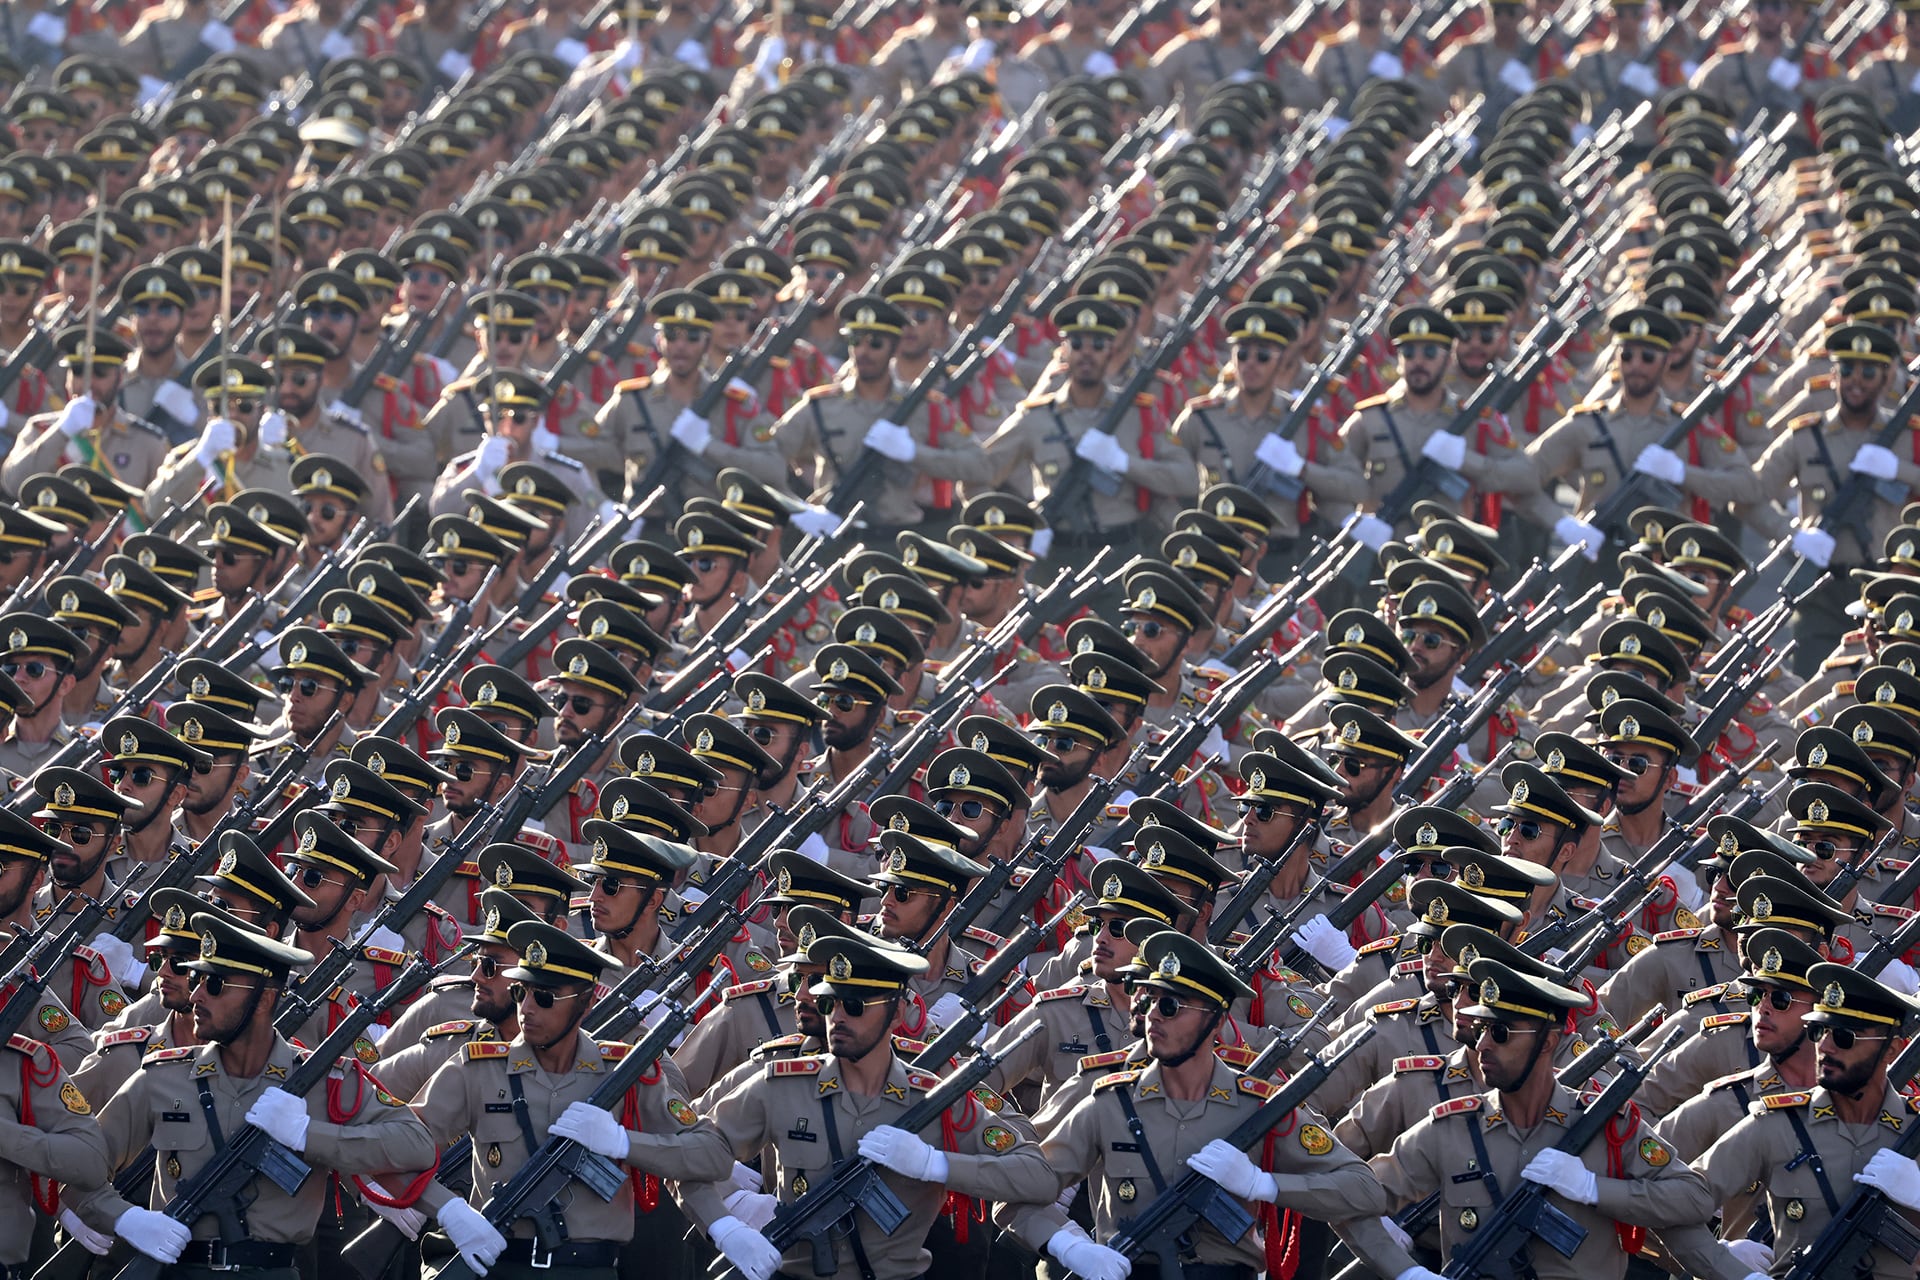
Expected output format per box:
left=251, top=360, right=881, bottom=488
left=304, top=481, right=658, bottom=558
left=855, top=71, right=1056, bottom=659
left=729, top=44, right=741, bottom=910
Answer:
left=176, top=1240, right=299, bottom=1269
left=500, top=1239, right=623, bottom=1267
left=1135, top=1265, right=1253, bottom=1280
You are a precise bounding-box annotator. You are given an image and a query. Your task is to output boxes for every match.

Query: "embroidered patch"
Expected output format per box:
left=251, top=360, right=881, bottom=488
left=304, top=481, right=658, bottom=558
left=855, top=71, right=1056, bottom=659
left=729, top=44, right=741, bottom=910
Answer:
left=982, top=1125, right=1015, bottom=1153
left=38, top=1006, right=67, bottom=1034
left=668, top=1099, right=697, bottom=1126
left=1298, top=1124, right=1333, bottom=1155
left=1638, top=1137, right=1669, bottom=1167
left=100, top=990, right=126, bottom=1017
left=60, top=1081, right=89, bottom=1114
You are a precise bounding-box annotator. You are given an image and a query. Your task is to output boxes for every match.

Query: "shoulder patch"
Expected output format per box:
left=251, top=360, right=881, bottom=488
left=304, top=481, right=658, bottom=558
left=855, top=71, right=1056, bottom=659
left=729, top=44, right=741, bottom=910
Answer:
left=1078, top=1049, right=1135, bottom=1073
left=772, top=1057, right=826, bottom=1076
left=601, top=1043, right=631, bottom=1060
left=144, top=1046, right=199, bottom=1065
left=1213, top=1045, right=1258, bottom=1068
left=1790, top=413, right=1823, bottom=430
left=1356, top=393, right=1393, bottom=411
left=1094, top=1069, right=1142, bottom=1090
left=1683, top=983, right=1729, bottom=1006
left=466, top=1043, right=510, bottom=1060
left=1707, top=1069, right=1758, bottom=1093
left=100, top=1026, right=156, bottom=1048
left=1432, top=1096, right=1483, bottom=1119
left=1237, top=1076, right=1275, bottom=1099
left=1356, top=937, right=1401, bottom=956
left=722, top=979, right=777, bottom=999
left=5, top=1034, right=47, bottom=1062
left=361, top=945, right=407, bottom=964
left=1654, top=928, right=1704, bottom=942
left=1759, top=1091, right=1812, bottom=1111
left=1037, top=984, right=1088, bottom=1003
left=906, top=1069, right=940, bottom=1091
left=1393, top=1055, right=1448, bottom=1073
left=1372, top=998, right=1419, bottom=1017
left=1702, top=1012, right=1749, bottom=1030
left=424, top=1020, right=479, bottom=1038
left=1570, top=400, right=1606, bottom=414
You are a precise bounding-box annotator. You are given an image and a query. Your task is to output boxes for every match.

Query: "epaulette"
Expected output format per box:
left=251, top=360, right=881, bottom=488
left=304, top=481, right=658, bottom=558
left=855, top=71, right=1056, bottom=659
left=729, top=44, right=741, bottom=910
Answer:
left=1683, top=983, right=1729, bottom=1006
left=1188, top=392, right=1227, bottom=410
left=1094, top=1069, right=1142, bottom=1090
left=1569, top=400, right=1606, bottom=414
left=771, top=1057, right=825, bottom=1076
left=962, top=924, right=1006, bottom=948
left=601, top=1043, right=630, bottom=1060
left=466, top=1043, right=510, bottom=1060
left=1371, top=998, right=1419, bottom=1017
left=1701, top=1012, right=1749, bottom=1030
left=1078, top=1049, right=1134, bottom=1073
left=5, top=1034, right=47, bottom=1062
left=1213, top=1044, right=1258, bottom=1068
left=144, top=1046, right=199, bottom=1065
left=1355, top=393, right=1393, bottom=411
left=100, top=1026, right=156, bottom=1049
left=1356, top=937, right=1400, bottom=957
left=423, top=1020, right=479, bottom=1039
left=1393, top=1055, right=1447, bottom=1073
left=1707, top=1069, right=1758, bottom=1093
left=1790, top=412, right=1823, bottom=431
left=361, top=944, right=407, bottom=964
left=1653, top=928, right=1703, bottom=943
left=614, top=375, right=651, bottom=393
left=1036, top=984, right=1087, bottom=1003
left=1754, top=1092, right=1812, bottom=1113
left=1236, top=1075, right=1275, bottom=1099
left=894, top=1036, right=929, bottom=1055
left=722, top=978, right=777, bottom=999
left=1431, top=1096, right=1482, bottom=1119
left=1393, top=958, right=1424, bottom=976
left=906, top=1069, right=939, bottom=1091
left=805, top=384, right=844, bottom=400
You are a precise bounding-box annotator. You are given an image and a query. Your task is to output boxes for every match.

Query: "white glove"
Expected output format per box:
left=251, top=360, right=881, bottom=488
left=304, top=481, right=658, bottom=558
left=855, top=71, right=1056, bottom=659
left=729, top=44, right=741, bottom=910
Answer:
left=1255, top=432, right=1305, bottom=477
left=1392, top=1270, right=1446, bottom=1280
left=199, top=17, right=237, bottom=51
left=1352, top=514, right=1394, bottom=551
left=27, top=11, right=66, bottom=44
left=319, top=27, right=354, bottom=58
left=252, top=630, right=280, bottom=672
left=1662, top=861, right=1706, bottom=912
left=358, top=923, right=407, bottom=954
left=1047, top=1226, right=1131, bottom=1280
left=59, top=1206, right=113, bottom=1256
left=437, top=48, right=473, bottom=79
left=1380, top=1215, right=1412, bottom=1252
left=1498, top=58, right=1536, bottom=94
left=857, top=1124, right=950, bottom=1182
left=673, top=37, right=713, bottom=69
left=114, top=1208, right=189, bottom=1263
left=1521, top=1149, right=1599, bottom=1205
left=258, top=409, right=288, bottom=448
left=1325, top=115, right=1351, bottom=140
left=1850, top=443, right=1900, bottom=480
left=1290, top=914, right=1358, bottom=971
left=724, top=1188, right=780, bottom=1229
left=476, top=434, right=511, bottom=480
left=1074, top=428, right=1130, bottom=474
left=1619, top=60, right=1660, bottom=96
left=1881, top=957, right=1920, bottom=997
left=1367, top=50, right=1405, bottom=79
left=1767, top=55, right=1803, bottom=90
left=552, top=35, right=589, bottom=66
left=362, top=1180, right=426, bottom=1239
left=1419, top=431, right=1466, bottom=471
left=728, top=1161, right=764, bottom=1194
left=1680, top=59, right=1700, bottom=78
left=1083, top=50, right=1119, bottom=76
left=196, top=417, right=237, bottom=472
left=245, top=1086, right=310, bottom=1151
left=437, top=1200, right=507, bottom=1275
left=752, top=34, right=787, bottom=86
left=531, top=425, right=560, bottom=456
left=613, top=37, right=641, bottom=70
left=87, top=933, right=141, bottom=987
left=926, top=992, right=967, bottom=1033
left=962, top=37, right=996, bottom=70
left=153, top=381, right=198, bottom=424
left=1030, top=528, right=1054, bottom=558
left=326, top=399, right=365, bottom=428
left=1632, top=443, right=1687, bottom=485
left=1858, top=1149, right=1920, bottom=1208
left=54, top=396, right=95, bottom=438
left=670, top=408, right=713, bottom=456
left=711, top=1215, right=781, bottom=1280
left=792, top=505, right=839, bottom=539
left=551, top=1100, right=631, bottom=1160
left=863, top=419, right=917, bottom=463
left=0, top=401, right=9, bottom=435
left=1724, top=1239, right=1773, bottom=1272
left=797, top=832, right=831, bottom=864
left=1791, top=527, right=1836, bottom=568
left=138, top=75, right=170, bottom=108
left=1185, top=1138, right=1279, bottom=1201
left=1554, top=515, right=1604, bottom=562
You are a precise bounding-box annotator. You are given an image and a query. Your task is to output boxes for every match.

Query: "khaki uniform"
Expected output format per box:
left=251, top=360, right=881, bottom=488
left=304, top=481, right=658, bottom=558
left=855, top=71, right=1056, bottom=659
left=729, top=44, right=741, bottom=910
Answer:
left=595, top=374, right=785, bottom=510
left=975, top=982, right=1130, bottom=1097
left=1744, top=405, right=1920, bottom=565
left=0, top=1033, right=110, bottom=1263
left=145, top=438, right=299, bottom=514
left=1335, top=1045, right=1481, bottom=1159
left=118, top=4, right=208, bottom=78
left=371, top=1016, right=502, bottom=1102
left=1148, top=27, right=1315, bottom=108
left=72, top=1036, right=436, bottom=1242
left=1655, top=1058, right=1795, bottom=1240
left=1516, top=394, right=1759, bottom=527
left=71, top=1019, right=188, bottom=1109
left=1594, top=924, right=1742, bottom=1030
left=1314, top=993, right=1459, bottom=1120
left=673, top=978, right=796, bottom=1101
left=427, top=444, right=599, bottom=517
left=867, top=22, right=967, bottom=101
left=982, top=385, right=1197, bottom=539
left=1310, top=388, right=1535, bottom=530
left=1635, top=1007, right=1762, bottom=1116
left=283, top=410, right=394, bottom=524
left=1302, top=29, right=1445, bottom=114
left=776, top=378, right=989, bottom=530
left=1170, top=387, right=1310, bottom=538
left=2, top=409, right=172, bottom=495
left=1692, top=43, right=1835, bottom=141
left=682, top=1048, right=1058, bottom=1279
left=120, top=350, right=201, bottom=438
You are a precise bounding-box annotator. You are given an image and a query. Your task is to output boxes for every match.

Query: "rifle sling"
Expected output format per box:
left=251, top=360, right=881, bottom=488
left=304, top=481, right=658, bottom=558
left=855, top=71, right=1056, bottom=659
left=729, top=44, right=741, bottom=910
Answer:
left=1113, top=1086, right=1169, bottom=1196
left=1782, top=1106, right=1844, bottom=1216
left=194, top=1075, right=252, bottom=1240
left=1805, top=426, right=1863, bottom=557
left=1088, top=1005, right=1115, bottom=1055
left=1585, top=409, right=1631, bottom=485
left=816, top=1094, right=879, bottom=1280
left=1379, top=402, right=1414, bottom=477
left=1462, top=1105, right=1506, bottom=1206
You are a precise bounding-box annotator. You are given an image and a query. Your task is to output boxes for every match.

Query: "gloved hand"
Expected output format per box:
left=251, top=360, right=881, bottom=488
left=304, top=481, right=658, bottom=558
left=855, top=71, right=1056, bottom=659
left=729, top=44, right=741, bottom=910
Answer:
left=1047, top=1226, right=1130, bottom=1280
left=361, top=1180, right=426, bottom=1239
left=199, top=17, right=237, bottom=50
left=1521, top=1149, right=1599, bottom=1205
left=1554, top=515, right=1604, bottom=562
left=531, top=425, right=560, bottom=456
left=711, top=1215, right=782, bottom=1280
left=1082, top=49, right=1120, bottom=76
left=925, top=992, right=967, bottom=1033
left=1882, top=958, right=1920, bottom=997
left=196, top=417, right=237, bottom=472
left=1367, top=49, right=1404, bottom=79
left=1352, top=514, right=1394, bottom=551
left=961, top=36, right=996, bottom=70
left=437, top=48, right=473, bottom=79
left=673, top=37, right=712, bottom=69
left=1391, top=1270, right=1446, bottom=1280
left=1662, top=862, right=1706, bottom=912
left=1290, top=914, right=1357, bottom=971
left=153, top=380, right=198, bottom=424
left=1419, top=431, right=1466, bottom=470
left=60, top=1206, right=113, bottom=1256
left=857, top=1124, right=950, bottom=1183
left=1619, top=59, right=1660, bottom=96
left=1767, top=55, right=1803, bottom=89
left=1632, top=443, right=1687, bottom=485
left=1380, top=1215, right=1412, bottom=1252
left=87, top=932, right=142, bottom=988
left=476, top=434, right=511, bottom=479
left=257, top=409, right=288, bottom=448
left=551, top=1100, right=631, bottom=1160
left=751, top=34, right=787, bottom=87
left=792, top=505, right=838, bottom=538
left=1074, top=428, right=1130, bottom=474
left=138, top=75, right=169, bottom=108
left=670, top=408, right=713, bottom=455
left=724, top=1188, right=780, bottom=1229
left=1185, top=1139, right=1278, bottom=1201
left=54, top=396, right=95, bottom=438
left=359, top=923, right=407, bottom=954
left=326, top=399, right=365, bottom=428
left=0, top=401, right=9, bottom=435
left=437, top=1200, right=508, bottom=1275
left=1724, top=1238, right=1774, bottom=1272
left=252, top=630, right=280, bottom=672
left=1255, top=432, right=1304, bottom=477
left=1851, top=442, right=1900, bottom=480
left=797, top=832, right=831, bottom=864
left=553, top=35, right=589, bottom=65
left=863, top=419, right=917, bottom=462
left=1791, top=527, right=1836, bottom=568
left=728, top=1161, right=764, bottom=1194
left=114, top=1208, right=190, bottom=1263
left=1497, top=58, right=1535, bottom=94
left=27, top=11, right=66, bottom=44
left=1030, top=528, right=1054, bottom=558
left=245, top=1085, right=310, bottom=1151
left=613, top=37, right=642, bottom=70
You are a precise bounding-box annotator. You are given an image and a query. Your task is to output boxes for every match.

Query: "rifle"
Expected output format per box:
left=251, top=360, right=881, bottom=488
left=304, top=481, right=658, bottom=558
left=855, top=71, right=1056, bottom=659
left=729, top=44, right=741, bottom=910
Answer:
left=1781, top=1037, right=1920, bottom=1280
left=490, top=507, right=649, bottom=670
left=1405, top=641, right=1559, bottom=788
left=369, top=562, right=502, bottom=739
left=1785, top=350, right=1920, bottom=588
left=911, top=897, right=1085, bottom=1071
left=1209, top=819, right=1324, bottom=946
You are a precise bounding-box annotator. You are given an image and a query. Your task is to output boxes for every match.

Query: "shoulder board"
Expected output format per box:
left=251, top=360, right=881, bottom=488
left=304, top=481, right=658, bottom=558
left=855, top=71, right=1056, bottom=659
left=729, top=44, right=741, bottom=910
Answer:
left=1095, top=1069, right=1143, bottom=1090
left=1372, top=998, right=1419, bottom=1016
left=1037, top=984, right=1088, bottom=1002
left=615, top=375, right=652, bottom=393
left=1078, top=1049, right=1135, bottom=1072
left=893, top=1035, right=929, bottom=1055
left=1431, top=1096, right=1483, bottom=1119
left=906, top=1069, right=940, bottom=1091
left=772, top=1057, right=826, bottom=1076
left=1791, top=413, right=1823, bottom=430
left=74, top=943, right=102, bottom=966
left=1707, top=1068, right=1758, bottom=1093
left=757, top=1033, right=808, bottom=1053
left=1213, top=1044, right=1258, bottom=1068
left=1133, top=391, right=1156, bottom=408
left=424, top=1020, right=479, bottom=1039
left=1189, top=393, right=1226, bottom=409
left=1683, top=982, right=1729, bottom=1006
left=101, top=1026, right=156, bottom=1048
left=1393, top=958, right=1425, bottom=976
left=722, top=978, right=778, bottom=999
left=1701, top=1012, right=1749, bottom=1029
left=1394, top=1055, right=1448, bottom=1073
left=1355, top=393, right=1393, bottom=411
left=466, top=1043, right=510, bottom=1060
left=601, top=1043, right=630, bottom=1060
left=145, top=1046, right=199, bottom=1065
left=361, top=945, right=407, bottom=964
left=962, top=924, right=1006, bottom=948
left=1654, top=928, right=1704, bottom=942
left=1237, top=1076, right=1275, bottom=1099
left=5, top=1034, right=46, bottom=1060
left=1357, top=937, right=1400, bottom=956
left=1759, top=1091, right=1812, bottom=1110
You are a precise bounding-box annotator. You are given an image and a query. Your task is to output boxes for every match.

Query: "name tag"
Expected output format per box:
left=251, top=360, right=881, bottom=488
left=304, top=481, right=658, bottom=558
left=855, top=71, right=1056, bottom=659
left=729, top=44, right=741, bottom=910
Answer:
left=162, top=1112, right=192, bottom=1124
left=484, top=1103, right=513, bottom=1114
left=786, top=1128, right=817, bottom=1143
left=1111, top=1142, right=1140, bottom=1153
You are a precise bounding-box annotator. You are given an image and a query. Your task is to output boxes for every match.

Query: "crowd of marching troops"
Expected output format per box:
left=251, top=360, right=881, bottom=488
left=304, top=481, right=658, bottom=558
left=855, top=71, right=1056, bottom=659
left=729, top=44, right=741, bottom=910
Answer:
left=15, top=1, right=1920, bottom=1280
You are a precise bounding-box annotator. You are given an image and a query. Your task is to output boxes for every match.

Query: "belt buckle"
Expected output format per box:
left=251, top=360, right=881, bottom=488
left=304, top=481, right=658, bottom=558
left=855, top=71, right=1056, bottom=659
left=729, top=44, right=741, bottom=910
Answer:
left=208, top=1240, right=238, bottom=1272
left=528, top=1243, right=555, bottom=1270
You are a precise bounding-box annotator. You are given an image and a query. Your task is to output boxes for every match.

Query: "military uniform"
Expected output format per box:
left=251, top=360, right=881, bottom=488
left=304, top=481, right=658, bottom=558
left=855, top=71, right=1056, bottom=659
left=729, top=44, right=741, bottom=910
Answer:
left=1517, top=393, right=1759, bottom=526
left=596, top=373, right=784, bottom=507
left=1594, top=923, right=1742, bottom=1029
left=3, top=409, right=172, bottom=495
left=777, top=376, right=989, bottom=532
left=1311, top=387, right=1535, bottom=530
left=146, top=439, right=299, bottom=513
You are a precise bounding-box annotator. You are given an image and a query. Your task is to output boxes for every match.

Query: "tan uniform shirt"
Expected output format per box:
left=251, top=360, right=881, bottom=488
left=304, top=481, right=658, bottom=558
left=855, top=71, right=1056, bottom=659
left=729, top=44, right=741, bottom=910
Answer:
left=1311, top=386, right=1535, bottom=529
left=1744, top=404, right=1919, bottom=565
left=595, top=373, right=784, bottom=511
left=144, top=438, right=298, bottom=516
left=777, top=378, right=989, bottom=529
left=1594, top=924, right=1742, bottom=1031
left=3, top=410, right=172, bottom=495
left=981, top=385, right=1197, bottom=536
left=1518, top=392, right=1759, bottom=527
left=0, top=1034, right=110, bottom=1263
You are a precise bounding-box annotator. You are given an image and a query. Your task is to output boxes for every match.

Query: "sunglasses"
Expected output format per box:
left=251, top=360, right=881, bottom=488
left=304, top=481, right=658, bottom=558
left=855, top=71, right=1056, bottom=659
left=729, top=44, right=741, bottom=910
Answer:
left=1496, top=817, right=1545, bottom=842
left=1037, top=733, right=1085, bottom=753
left=1324, top=752, right=1378, bottom=775
left=1121, top=618, right=1165, bottom=640
left=689, top=556, right=721, bottom=574
left=887, top=884, right=940, bottom=904
left=1838, top=360, right=1883, bottom=378
left=280, top=373, right=315, bottom=387
left=1401, top=856, right=1454, bottom=879
left=1398, top=628, right=1453, bottom=651
left=303, top=502, right=342, bottom=522
left=491, top=328, right=529, bottom=343
left=337, top=636, right=387, bottom=663
left=1147, top=995, right=1207, bottom=1018
left=1602, top=751, right=1656, bottom=775
left=147, top=953, right=190, bottom=974
left=661, top=325, right=705, bottom=343
left=129, top=301, right=180, bottom=317
left=934, top=798, right=998, bottom=820
left=1621, top=347, right=1665, bottom=365
left=106, top=764, right=160, bottom=788
left=190, top=972, right=256, bottom=997
left=1245, top=801, right=1285, bottom=822
left=473, top=955, right=502, bottom=977
left=3, top=283, right=36, bottom=298
left=285, top=864, right=353, bottom=891
left=548, top=690, right=604, bottom=715
left=745, top=724, right=779, bottom=746
left=1746, top=985, right=1801, bottom=1011
left=1097, top=917, right=1131, bottom=938
left=1232, top=344, right=1275, bottom=363
left=816, top=992, right=872, bottom=1017
left=1796, top=838, right=1853, bottom=861
left=815, top=692, right=868, bottom=713
left=445, top=760, right=479, bottom=783
left=278, top=676, right=337, bottom=698
left=1821, top=1025, right=1887, bottom=1050
left=218, top=549, right=264, bottom=568
left=854, top=335, right=892, bottom=350
left=589, top=872, right=642, bottom=895
left=227, top=397, right=261, bottom=414
left=1068, top=335, right=1110, bottom=352
left=1483, top=1021, right=1539, bottom=1043
left=441, top=558, right=484, bottom=579
left=1410, top=935, right=1436, bottom=955
left=509, top=983, right=584, bottom=1009
left=42, top=821, right=97, bottom=846
left=0, top=660, right=56, bottom=680
left=498, top=409, right=539, bottom=425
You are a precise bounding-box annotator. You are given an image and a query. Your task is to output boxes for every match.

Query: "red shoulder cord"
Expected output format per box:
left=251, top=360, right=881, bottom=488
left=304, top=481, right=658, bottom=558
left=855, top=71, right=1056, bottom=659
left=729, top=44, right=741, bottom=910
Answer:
left=337, top=1061, right=437, bottom=1208
left=1604, top=1104, right=1645, bottom=1255
left=1684, top=431, right=1713, bottom=525
left=627, top=1061, right=661, bottom=1210
left=21, top=1048, right=60, bottom=1214
left=926, top=400, right=953, bottom=511
left=938, top=1101, right=982, bottom=1242
left=71, top=950, right=110, bottom=1013
left=1258, top=1131, right=1300, bottom=1280
left=568, top=778, right=601, bottom=845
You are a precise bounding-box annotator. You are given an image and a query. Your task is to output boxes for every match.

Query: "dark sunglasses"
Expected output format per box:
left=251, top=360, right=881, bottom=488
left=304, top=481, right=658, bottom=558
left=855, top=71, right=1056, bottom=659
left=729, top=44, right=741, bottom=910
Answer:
left=589, top=872, right=639, bottom=895
left=1148, top=995, right=1206, bottom=1018
left=42, top=821, right=96, bottom=846
left=1821, top=1024, right=1887, bottom=1050
left=1121, top=618, right=1165, bottom=640
left=689, top=556, right=721, bottom=574
left=218, top=549, right=264, bottom=568
left=1796, top=838, right=1852, bottom=861
left=1410, top=935, right=1436, bottom=955
left=815, top=692, right=867, bottom=713
left=190, top=972, right=256, bottom=997
left=1483, top=1021, right=1540, bottom=1043
left=443, top=558, right=478, bottom=577
left=509, top=982, right=583, bottom=1009
left=129, top=301, right=180, bottom=317
left=336, top=636, right=387, bottom=663
left=1, top=660, right=55, bottom=680
left=1036, top=733, right=1085, bottom=753
left=147, top=953, right=190, bottom=974
left=886, top=884, right=938, bottom=904
left=1097, top=917, right=1131, bottom=938
left=491, top=328, right=529, bottom=343
left=548, top=689, right=603, bottom=715
left=303, top=502, right=342, bottom=522
left=277, top=676, right=337, bottom=698
left=106, top=764, right=160, bottom=788
left=1621, top=346, right=1665, bottom=365
left=446, top=760, right=479, bottom=782
left=1496, top=817, right=1544, bottom=842
left=3, top=282, right=36, bottom=298
left=473, top=955, right=502, bottom=977
left=854, top=335, right=892, bottom=350
left=933, top=798, right=996, bottom=820
left=745, top=724, right=778, bottom=746
left=1398, top=628, right=1453, bottom=651
left=1232, top=343, right=1275, bottom=363
left=1838, top=360, right=1883, bottom=379
left=227, top=397, right=261, bottom=414
left=1602, top=751, right=1655, bottom=775
left=1324, top=752, right=1377, bottom=775
left=1746, top=985, right=1800, bottom=1011
left=1068, top=335, right=1110, bottom=352
left=816, top=992, right=871, bottom=1017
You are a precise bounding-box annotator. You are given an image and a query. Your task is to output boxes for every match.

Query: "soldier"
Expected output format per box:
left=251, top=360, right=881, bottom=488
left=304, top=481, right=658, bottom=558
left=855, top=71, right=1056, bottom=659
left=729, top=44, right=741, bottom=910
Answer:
left=1691, top=0, right=1833, bottom=145
left=868, top=830, right=1000, bottom=1037
left=3, top=326, right=170, bottom=495
left=147, top=358, right=296, bottom=512
left=256, top=625, right=369, bottom=780
left=72, top=885, right=215, bottom=1105
left=1596, top=813, right=1753, bottom=1026
left=257, top=328, right=394, bottom=524
left=166, top=699, right=267, bottom=846
left=0, top=614, right=84, bottom=781
left=538, top=638, right=644, bottom=843
left=429, top=370, right=598, bottom=517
